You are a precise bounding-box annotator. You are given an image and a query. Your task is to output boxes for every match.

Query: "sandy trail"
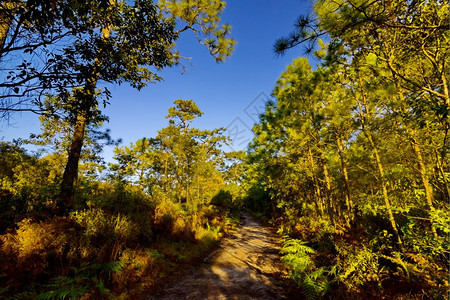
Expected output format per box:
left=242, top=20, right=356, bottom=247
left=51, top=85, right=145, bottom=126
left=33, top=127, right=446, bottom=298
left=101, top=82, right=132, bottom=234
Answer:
left=144, top=214, right=295, bottom=300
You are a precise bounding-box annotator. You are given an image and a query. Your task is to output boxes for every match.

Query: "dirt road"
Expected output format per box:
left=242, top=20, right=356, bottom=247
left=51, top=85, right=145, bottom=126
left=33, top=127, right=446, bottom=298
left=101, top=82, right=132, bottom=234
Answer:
left=145, top=214, right=296, bottom=300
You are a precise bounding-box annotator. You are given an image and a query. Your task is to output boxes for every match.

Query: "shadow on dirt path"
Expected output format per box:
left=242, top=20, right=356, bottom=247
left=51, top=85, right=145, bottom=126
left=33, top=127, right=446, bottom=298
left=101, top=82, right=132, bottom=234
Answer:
left=144, top=214, right=301, bottom=300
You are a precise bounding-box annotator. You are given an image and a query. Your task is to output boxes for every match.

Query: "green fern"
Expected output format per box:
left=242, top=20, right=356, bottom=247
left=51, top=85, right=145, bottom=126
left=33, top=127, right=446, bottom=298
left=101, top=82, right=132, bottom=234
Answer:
left=148, top=249, right=165, bottom=260
left=302, top=274, right=321, bottom=300
left=0, top=286, right=9, bottom=296
left=280, top=238, right=316, bottom=273
left=36, top=276, right=89, bottom=300
left=8, top=290, right=37, bottom=300
left=280, top=238, right=330, bottom=300
left=36, top=261, right=122, bottom=299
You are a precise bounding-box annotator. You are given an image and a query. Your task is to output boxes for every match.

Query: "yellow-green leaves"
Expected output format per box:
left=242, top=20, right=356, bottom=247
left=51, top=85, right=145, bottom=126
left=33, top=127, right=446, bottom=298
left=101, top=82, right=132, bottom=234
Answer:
left=313, top=39, right=327, bottom=59
left=365, top=53, right=377, bottom=66
left=158, top=0, right=236, bottom=62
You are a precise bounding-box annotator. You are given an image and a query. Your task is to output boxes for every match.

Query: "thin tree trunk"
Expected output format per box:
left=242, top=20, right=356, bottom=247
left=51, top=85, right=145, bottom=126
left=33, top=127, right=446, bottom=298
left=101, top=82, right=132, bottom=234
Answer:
left=197, top=176, right=200, bottom=205
left=442, top=73, right=449, bottom=108
left=396, top=87, right=436, bottom=211
left=336, top=135, right=353, bottom=219
left=186, top=175, right=189, bottom=204
left=178, top=163, right=182, bottom=203
left=396, top=86, right=437, bottom=235
left=410, top=136, right=434, bottom=209
left=139, top=167, right=144, bottom=190
left=411, top=137, right=438, bottom=236
left=164, top=153, right=169, bottom=193
left=437, top=154, right=450, bottom=198
left=320, top=149, right=335, bottom=227
left=307, top=147, right=324, bottom=216
left=366, top=132, right=402, bottom=245
left=356, top=75, right=402, bottom=246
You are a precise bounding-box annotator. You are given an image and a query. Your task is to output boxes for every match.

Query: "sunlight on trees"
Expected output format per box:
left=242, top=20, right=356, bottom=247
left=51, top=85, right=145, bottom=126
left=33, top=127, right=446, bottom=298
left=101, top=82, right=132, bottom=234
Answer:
left=247, top=0, right=449, bottom=298
left=0, top=0, right=448, bottom=298
left=0, top=100, right=246, bottom=297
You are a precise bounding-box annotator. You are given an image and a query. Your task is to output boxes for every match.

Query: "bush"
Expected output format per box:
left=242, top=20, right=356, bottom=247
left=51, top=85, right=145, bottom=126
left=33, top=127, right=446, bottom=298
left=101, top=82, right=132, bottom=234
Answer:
left=71, top=209, right=137, bottom=262
left=334, top=242, right=383, bottom=296
left=112, top=248, right=165, bottom=294
left=0, top=217, right=73, bottom=289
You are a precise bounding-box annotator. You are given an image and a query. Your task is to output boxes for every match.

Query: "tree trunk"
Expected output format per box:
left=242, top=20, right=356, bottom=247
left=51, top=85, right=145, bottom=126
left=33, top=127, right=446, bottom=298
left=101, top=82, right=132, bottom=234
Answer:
left=307, top=147, right=324, bottom=216
left=164, top=152, right=169, bottom=193
left=356, top=75, right=402, bottom=246
left=442, top=73, right=449, bottom=109
left=177, top=162, right=182, bottom=203
left=60, top=113, right=88, bottom=210
left=396, top=87, right=436, bottom=212
left=397, top=86, right=437, bottom=235
left=366, top=131, right=403, bottom=246
left=320, top=149, right=335, bottom=227
left=437, top=154, right=450, bottom=198
left=336, top=135, right=353, bottom=219
left=58, top=17, right=111, bottom=212
left=410, top=136, right=434, bottom=209
left=411, top=138, right=438, bottom=236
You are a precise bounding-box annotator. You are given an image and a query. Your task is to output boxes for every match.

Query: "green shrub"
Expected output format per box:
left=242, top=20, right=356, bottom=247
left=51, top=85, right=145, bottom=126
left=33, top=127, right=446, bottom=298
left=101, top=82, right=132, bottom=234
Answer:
left=334, top=242, right=383, bottom=295
left=71, top=209, right=137, bottom=261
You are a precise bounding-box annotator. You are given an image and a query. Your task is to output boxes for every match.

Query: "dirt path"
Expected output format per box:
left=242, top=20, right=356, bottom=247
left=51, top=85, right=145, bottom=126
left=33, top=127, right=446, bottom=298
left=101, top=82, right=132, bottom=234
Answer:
left=144, top=214, right=296, bottom=300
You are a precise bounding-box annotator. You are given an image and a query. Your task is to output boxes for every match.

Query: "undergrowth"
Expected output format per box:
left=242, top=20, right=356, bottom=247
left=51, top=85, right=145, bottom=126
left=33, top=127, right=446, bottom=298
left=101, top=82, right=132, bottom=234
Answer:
left=0, top=183, right=241, bottom=299
left=276, top=213, right=449, bottom=300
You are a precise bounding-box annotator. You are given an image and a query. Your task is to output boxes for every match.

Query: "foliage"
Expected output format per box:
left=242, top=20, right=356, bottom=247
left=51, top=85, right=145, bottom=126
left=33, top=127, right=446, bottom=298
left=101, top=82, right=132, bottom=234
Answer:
left=280, top=238, right=330, bottom=300
left=0, top=142, right=62, bottom=231
left=247, top=1, right=449, bottom=298
left=110, top=99, right=236, bottom=214
left=0, top=99, right=243, bottom=297
left=1, top=0, right=235, bottom=113
left=0, top=0, right=239, bottom=297
left=158, top=0, right=236, bottom=63
left=36, top=262, right=122, bottom=299
left=334, top=243, right=383, bottom=295
left=1, top=0, right=236, bottom=210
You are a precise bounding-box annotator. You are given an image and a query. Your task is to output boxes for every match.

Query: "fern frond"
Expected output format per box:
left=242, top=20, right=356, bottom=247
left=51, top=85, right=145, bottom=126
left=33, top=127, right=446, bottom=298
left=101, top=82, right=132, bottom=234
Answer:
left=301, top=275, right=319, bottom=300
left=281, top=238, right=316, bottom=255
left=280, top=238, right=331, bottom=299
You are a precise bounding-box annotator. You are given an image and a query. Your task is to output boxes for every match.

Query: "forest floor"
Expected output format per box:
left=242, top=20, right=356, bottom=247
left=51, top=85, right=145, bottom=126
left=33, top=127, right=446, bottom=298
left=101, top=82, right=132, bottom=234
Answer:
left=142, top=214, right=299, bottom=300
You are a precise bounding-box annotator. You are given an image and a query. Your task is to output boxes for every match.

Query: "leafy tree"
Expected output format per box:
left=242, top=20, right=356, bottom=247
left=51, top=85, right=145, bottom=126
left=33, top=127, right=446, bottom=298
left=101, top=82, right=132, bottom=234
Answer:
left=111, top=99, right=229, bottom=209
left=162, top=99, right=226, bottom=205
left=112, top=138, right=153, bottom=187
left=27, top=106, right=120, bottom=183
left=248, top=44, right=448, bottom=296
left=0, top=142, right=65, bottom=230
left=275, top=0, right=449, bottom=120
left=1, top=0, right=235, bottom=211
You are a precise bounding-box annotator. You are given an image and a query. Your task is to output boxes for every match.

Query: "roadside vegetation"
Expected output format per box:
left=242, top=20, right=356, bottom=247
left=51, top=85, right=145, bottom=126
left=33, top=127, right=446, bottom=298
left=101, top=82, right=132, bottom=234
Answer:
left=246, top=0, right=449, bottom=299
left=0, top=99, right=245, bottom=298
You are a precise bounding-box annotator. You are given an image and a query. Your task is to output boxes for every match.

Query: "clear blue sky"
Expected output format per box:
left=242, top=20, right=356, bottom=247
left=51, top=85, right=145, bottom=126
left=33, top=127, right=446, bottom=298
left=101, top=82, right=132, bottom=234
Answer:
left=1, top=0, right=318, bottom=161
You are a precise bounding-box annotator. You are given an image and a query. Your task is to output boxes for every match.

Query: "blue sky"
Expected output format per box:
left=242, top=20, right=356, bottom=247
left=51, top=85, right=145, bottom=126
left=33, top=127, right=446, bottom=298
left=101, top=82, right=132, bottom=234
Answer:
left=1, top=0, right=318, bottom=161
